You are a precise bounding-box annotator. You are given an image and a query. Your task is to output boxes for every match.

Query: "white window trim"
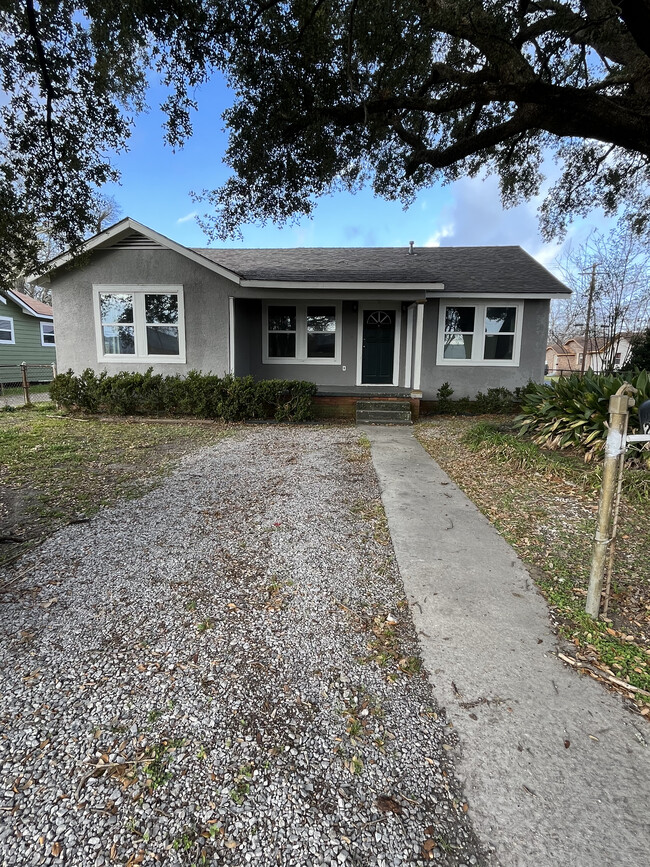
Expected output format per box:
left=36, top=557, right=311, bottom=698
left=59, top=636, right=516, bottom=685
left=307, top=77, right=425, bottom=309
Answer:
left=436, top=300, right=523, bottom=367
left=93, top=284, right=186, bottom=364
left=356, top=303, right=402, bottom=386
left=262, top=301, right=342, bottom=365
left=40, top=321, right=55, bottom=347
left=0, top=315, right=15, bottom=344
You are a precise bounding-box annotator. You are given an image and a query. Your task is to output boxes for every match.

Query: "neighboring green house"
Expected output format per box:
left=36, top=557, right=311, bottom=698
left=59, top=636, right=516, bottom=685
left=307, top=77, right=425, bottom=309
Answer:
left=0, top=289, right=56, bottom=382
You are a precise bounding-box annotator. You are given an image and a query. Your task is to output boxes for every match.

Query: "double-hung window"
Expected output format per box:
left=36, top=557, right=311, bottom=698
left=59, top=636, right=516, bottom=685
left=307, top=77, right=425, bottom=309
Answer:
left=0, top=316, right=14, bottom=344
left=438, top=301, right=522, bottom=365
left=264, top=302, right=340, bottom=364
left=40, top=322, right=55, bottom=346
left=94, top=285, right=185, bottom=362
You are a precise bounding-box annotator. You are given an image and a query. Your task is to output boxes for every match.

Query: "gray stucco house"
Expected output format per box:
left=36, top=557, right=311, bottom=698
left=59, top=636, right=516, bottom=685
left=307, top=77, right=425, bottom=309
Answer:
left=31, top=217, right=570, bottom=409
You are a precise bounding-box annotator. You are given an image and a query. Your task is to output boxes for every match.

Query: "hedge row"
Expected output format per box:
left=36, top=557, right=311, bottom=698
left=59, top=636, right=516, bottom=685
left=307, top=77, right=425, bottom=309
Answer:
left=49, top=369, right=317, bottom=422
left=433, top=382, right=537, bottom=415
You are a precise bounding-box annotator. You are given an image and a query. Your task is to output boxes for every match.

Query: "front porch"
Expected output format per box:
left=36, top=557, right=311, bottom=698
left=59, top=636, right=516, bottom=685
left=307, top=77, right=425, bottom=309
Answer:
left=229, top=296, right=426, bottom=399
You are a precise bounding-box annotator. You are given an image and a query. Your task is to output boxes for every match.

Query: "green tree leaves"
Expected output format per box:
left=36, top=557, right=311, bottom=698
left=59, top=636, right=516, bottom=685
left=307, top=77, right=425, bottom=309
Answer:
left=3, top=1, right=650, bottom=282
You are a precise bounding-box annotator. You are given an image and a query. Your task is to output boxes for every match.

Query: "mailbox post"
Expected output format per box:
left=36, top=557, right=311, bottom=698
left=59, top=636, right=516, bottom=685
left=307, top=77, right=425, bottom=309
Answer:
left=585, top=390, right=636, bottom=618
left=639, top=399, right=650, bottom=435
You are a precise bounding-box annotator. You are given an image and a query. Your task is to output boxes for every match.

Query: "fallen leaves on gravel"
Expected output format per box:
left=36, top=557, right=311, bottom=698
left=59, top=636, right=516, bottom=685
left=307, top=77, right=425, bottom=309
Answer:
left=375, top=795, right=402, bottom=814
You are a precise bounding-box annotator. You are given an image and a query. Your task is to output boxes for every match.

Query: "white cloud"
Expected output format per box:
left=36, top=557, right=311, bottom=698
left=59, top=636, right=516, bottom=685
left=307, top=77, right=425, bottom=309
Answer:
left=429, top=169, right=618, bottom=280
left=424, top=224, right=454, bottom=247
left=177, top=210, right=198, bottom=224
left=434, top=175, right=543, bottom=249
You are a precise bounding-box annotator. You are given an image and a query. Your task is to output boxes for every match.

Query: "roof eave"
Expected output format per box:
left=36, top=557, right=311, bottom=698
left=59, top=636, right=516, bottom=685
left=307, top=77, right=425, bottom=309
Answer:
left=425, top=290, right=570, bottom=299
left=239, top=279, right=443, bottom=293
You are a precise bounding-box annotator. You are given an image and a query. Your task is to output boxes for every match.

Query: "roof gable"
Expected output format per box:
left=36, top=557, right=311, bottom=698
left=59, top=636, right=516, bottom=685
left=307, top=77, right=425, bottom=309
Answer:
left=108, top=231, right=166, bottom=250
left=28, top=218, right=243, bottom=285
left=4, top=289, right=53, bottom=318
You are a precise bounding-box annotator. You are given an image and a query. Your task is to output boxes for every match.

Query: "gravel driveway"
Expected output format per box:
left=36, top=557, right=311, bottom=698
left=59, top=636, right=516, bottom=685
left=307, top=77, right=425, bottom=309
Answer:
left=1, top=426, right=483, bottom=867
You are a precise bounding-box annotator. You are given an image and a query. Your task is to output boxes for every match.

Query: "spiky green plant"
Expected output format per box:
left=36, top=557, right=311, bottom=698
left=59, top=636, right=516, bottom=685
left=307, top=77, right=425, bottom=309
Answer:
left=515, top=369, right=650, bottom=452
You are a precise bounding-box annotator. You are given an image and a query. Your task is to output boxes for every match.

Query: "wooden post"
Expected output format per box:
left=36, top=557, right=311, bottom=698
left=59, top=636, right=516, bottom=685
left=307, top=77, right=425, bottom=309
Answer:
left=51, top=362, right=57, bottom=379
left=585, top=390, right=635, bottom=618
left=21, top=362, right=30, bottom=405
left=580, top=263, right=597, bottom=376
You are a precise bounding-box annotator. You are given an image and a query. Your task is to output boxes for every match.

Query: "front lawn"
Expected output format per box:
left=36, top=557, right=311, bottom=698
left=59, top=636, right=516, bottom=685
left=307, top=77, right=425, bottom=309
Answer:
left=416, top=416, right=650, bottom=712
left=0, top=405, right=229, bottom=567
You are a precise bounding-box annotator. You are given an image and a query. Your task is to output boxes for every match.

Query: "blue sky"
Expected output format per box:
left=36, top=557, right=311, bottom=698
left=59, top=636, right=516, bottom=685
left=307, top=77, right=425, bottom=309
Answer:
left=103, top=73, right=611, bottom=278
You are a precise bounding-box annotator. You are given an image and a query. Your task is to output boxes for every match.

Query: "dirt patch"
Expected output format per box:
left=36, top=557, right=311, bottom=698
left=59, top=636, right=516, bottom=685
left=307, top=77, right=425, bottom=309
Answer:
left=0, top=409, right=229, bottom=569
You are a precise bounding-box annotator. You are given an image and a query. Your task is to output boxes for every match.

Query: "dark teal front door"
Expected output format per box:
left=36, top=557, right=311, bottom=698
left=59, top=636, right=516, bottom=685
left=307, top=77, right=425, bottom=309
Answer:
left=362, top=310, right=395, bottom=384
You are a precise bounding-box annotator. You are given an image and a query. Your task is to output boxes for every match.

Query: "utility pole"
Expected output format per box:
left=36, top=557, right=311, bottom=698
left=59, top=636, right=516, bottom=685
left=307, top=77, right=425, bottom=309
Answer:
left=580, top=263, right=597, bottom=376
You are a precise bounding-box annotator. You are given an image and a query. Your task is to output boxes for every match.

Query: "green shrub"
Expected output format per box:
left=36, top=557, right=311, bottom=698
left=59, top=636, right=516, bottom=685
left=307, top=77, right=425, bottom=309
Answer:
left=626, top=328, right=650, bottom=372
left=49, top=369, right=317, bottom=422
left=436, top=382, right=455, bottom=413
left=515, top=369, right=650, bottom=452
left=433, top=382, right=530, bottom=415
left=474, top=386, right=519, bottom=413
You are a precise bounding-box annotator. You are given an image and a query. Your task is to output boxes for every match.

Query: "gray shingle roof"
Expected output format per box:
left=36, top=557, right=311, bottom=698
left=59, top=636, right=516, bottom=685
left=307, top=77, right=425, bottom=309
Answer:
left=192, top=245, right=570, bottom=295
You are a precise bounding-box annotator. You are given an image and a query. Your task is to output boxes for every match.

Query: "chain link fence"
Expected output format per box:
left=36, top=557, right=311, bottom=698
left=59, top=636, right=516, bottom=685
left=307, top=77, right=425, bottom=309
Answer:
left=0, top=363, right=57, bottom=408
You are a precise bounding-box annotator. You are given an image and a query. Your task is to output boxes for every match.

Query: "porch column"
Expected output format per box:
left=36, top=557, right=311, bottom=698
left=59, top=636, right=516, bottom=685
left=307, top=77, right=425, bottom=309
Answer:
left=228, top=297, right=235, bottom=374
left=411, top=301, right=425, bottom=398
left=404, top=304, right=415, bottom=389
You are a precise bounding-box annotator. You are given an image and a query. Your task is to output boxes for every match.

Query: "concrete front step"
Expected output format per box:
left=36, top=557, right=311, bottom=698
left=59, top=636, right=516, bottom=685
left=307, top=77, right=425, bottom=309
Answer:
left=355, top=401, right=413, bottom=424
left=356, top=400, right=411, bottom=412
left=357, top=417, right=412, bottom=425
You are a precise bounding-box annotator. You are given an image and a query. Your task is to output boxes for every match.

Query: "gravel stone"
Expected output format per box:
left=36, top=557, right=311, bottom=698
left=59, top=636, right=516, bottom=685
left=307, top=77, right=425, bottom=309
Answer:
left=0, top=426, right=486, bottom=866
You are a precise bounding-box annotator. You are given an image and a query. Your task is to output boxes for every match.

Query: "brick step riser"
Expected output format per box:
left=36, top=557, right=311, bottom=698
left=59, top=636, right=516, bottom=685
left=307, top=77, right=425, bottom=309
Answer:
left=355, top=401, right=411, bottom=412
left=355, top=411, right=412, bottom=423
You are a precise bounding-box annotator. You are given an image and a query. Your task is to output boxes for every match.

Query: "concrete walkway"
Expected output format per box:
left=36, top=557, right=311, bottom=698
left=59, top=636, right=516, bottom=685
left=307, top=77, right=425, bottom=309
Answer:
left=366, top=425, right=649, bottom=867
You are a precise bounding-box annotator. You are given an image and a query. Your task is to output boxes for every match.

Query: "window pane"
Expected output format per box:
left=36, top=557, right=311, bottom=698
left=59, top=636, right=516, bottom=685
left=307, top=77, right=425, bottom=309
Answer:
left=485, top=307, right=516, bottom=333
left=0, top=317, right=11, bottom=341
left=100, top=293, right=133, bottom=324
left=147, top=326, right=179, bottom=355
left=268, top=306, right=296, bottom=331
left=445, top=306, right=475, bottom=333
left=102, top=325, right=135, bottom=354
left=42, top=324, right=55, bottom=344
left=484, top=334, right=514, bottom=360
left=443, top=334, right=473, bottom=359
left=308, top=332, right=336, bottom=358
left=268, top=332, right=296, bottom=357
left=145, top=294, right=178, bottom=324
left=307, top=306, right=336, bottom=333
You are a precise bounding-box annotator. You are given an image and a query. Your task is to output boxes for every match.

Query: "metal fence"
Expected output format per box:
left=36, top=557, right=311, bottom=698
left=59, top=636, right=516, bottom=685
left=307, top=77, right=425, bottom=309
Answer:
left=0, top=363, right=57, bottom=407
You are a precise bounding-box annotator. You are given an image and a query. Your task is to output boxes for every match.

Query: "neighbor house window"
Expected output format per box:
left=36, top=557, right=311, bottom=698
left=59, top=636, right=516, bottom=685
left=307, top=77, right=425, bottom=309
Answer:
left=40, top=322, right=55, bottom=346
left=0, top=316, right=14, bottom=344
left=438, top=302, right=522, bottom=365
left=264, top=302, right=340, bottom=364
left=94, top=285, right=185, bottom=362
